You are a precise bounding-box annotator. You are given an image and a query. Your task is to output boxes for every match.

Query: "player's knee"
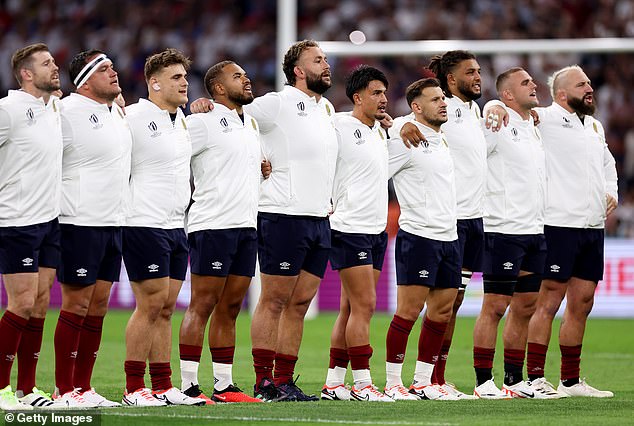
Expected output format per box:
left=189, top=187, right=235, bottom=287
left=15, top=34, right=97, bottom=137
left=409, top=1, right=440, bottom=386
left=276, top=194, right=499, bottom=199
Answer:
left=189, top=297, right=217, bottom=319
left=219, top=300, right=243, bottom=320
left=9, top=298, right=35, bottom=318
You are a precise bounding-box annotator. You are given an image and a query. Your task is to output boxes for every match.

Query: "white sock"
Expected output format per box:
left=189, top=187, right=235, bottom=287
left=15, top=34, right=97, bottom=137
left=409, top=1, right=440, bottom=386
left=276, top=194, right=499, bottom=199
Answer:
left=352, top=369, right=372, bottom=389
left=413, top=360, right=434, bottom=386
left=213, top=362, right=233, bottom=391
left=325, top=366, right=347, bottom=387
left=385, top=362, right=404, bottom=388
left=180, top=360, right=199, bottom=390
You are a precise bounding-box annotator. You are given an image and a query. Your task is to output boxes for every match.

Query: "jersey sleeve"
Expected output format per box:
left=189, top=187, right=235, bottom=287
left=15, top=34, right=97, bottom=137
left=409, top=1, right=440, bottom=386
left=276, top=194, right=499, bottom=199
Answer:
left=391, top=113, right=415, bottom=142
left=598, top=121, right=619, bottom=201
left=387, top=137, right=412, bottom=178
left=0, top=107, right=10, bottom=149
left=186, top=114, right=210, bottom=157
left=244, top=92, right=281, bottom=133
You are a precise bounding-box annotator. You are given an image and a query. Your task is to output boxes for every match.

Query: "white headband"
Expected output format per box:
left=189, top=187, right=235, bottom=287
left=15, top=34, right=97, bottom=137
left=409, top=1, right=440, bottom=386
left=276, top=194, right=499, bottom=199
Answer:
left=74, top=54, right=110, bottom=88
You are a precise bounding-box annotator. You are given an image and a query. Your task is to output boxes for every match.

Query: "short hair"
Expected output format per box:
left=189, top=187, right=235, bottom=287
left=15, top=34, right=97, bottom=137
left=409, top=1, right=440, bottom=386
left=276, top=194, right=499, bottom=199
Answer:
left=203, top=60, right=235, bottom=97
left=144, top=48, right=191, bottom=81
left=406, top=78, right=441, bottom=106
left=344, top=65, right=388, bottom=102
left=68, top=49, right=105, bottom=85
left=547, top=64, right=583, bottom=100
left=282, top=39, right=320, bottom=86
left=427, top=50, right=477, bottom=97
left=11, top=43, right=50, bottom=84
left=495, top=67, right=525, bottom=95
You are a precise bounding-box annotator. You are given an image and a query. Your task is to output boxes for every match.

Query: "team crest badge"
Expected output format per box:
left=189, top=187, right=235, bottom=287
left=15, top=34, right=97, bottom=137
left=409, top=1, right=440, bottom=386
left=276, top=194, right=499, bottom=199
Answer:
left=251, top=118, right=257, bottom=131
left=325, top=104, right=332, bottom=116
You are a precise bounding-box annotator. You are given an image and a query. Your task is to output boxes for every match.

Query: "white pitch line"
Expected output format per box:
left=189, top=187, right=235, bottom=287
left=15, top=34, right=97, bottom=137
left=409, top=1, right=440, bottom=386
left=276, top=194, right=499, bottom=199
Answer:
left=105, top=412, right=456, bottom=425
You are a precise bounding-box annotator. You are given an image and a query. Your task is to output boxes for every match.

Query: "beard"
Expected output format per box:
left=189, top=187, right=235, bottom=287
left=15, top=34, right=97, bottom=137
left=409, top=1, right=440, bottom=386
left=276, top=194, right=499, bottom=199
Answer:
left=567, top=94, right=595, bottom=116
left=456, top=79, right=481, bottom=101
left=306, top=72, right=331, bottom=95
left=228, top=89, right=254, bottom=106
left=34, top=76, right=61, bottom=93
left=427, top=116, right=448, bottom=128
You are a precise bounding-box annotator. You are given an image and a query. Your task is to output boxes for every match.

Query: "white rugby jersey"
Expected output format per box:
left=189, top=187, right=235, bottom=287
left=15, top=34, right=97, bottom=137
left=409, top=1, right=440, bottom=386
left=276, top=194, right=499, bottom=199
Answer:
left=537, top=103, right=618, bottom=229
left=485, top=100, right=618, bottom=229
left=330, top=113, right=389, bottom=234
left=392, top=95, right=486, bottom=220
left=125, top=99, right=191, bottom=229
left=245, top=85, right=338, bottom=217
left=59, top=93, right=132, bottom=226
left=388, top=121, right=457, bottom=241
left=0, top=90, right=62, bottom=227
left=186, top=102, right=261, bottom=232
left=482, top=108, right=545, bottom=234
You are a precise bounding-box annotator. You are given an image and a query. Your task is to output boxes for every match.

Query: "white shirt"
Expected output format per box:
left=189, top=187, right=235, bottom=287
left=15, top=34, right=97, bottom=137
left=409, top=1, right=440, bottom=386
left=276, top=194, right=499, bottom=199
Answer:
left=125, top=99, right=191, bottom=229
left=482, top=107, right=546, bottom=234
left=246, top=85, right=338, bottom=217
left=485, top=100, right=618, bottom=229
left=388, top=121, right=457, bottom=241
left=59, top=93, right=132, bottom=226
left=538, top=103, right=618, bottom=228
left=0, top=90, right=62, bottom=227
left=186, top=103, right=261, bottom=232
left=330, top=113, right=389, bottom=234
left=392, top=95, right=486, bottom=220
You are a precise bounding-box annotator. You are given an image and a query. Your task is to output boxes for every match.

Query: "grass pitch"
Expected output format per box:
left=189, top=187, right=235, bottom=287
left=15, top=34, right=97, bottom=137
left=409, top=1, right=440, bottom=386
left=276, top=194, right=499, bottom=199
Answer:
left=4, top=310, right=634, bottom=425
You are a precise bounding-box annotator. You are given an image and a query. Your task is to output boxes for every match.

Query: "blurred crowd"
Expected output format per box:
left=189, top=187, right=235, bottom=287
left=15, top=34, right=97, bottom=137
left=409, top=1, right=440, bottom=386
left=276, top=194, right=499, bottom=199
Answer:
left=1, top=0, right=633, bottom=237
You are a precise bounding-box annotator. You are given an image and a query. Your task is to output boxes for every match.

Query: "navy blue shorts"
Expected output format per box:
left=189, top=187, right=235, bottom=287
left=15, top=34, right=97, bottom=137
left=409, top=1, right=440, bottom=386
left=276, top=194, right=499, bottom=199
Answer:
left=329, top=230, right=388, bottom=271
left=122, top=227, right=189, bottom=281
left=0, top=219, right=60, bottom=274
left=482, top=233, right=547, bottom=277
left=543, top=225, right=604, bottom=283
left=189, top=228, right=257, bottom=277
left=457, top=218, right=483, bottom=272
left=395, top=229, right=461, bottom=288
left=257, top=213, right=330, bottom=278
left=57, top=224, right=122, bottom=285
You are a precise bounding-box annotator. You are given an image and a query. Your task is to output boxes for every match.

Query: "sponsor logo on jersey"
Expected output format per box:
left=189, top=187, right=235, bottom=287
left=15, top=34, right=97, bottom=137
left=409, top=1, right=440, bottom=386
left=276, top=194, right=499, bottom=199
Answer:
left=511, top=127, right=520, bottom=142
left=26, top=108, right=36, bottom=126
left=89, top=113, right=103, bottom=129
left=422, top=139, right=431, bottom=153
left=220, top=117, right=232, bottom=133
left=297, top=102, right=307, bottom=117
left=212, top=261, right=223, bottom=270
left=454, top=108, right=463, bottom=123
left=562, top=116, right=573, bottom=128
left=354, top=128, right=365, bottom=145
left=358, top=251, right=368, bottom=260
left=148, top=121, right=162, bottom=138
left=419, top=270, right=429, bottom=278
left=550, top=264, right=560, bottom=273
left=503, top=262, right=514, bottom=270
left=280, top=261, right=291, bottom=270
left=148, top=264, right=159, bottom=272
left=76, top=268, right=88, bottom=277
left=22, top=257, right=34, bottom=266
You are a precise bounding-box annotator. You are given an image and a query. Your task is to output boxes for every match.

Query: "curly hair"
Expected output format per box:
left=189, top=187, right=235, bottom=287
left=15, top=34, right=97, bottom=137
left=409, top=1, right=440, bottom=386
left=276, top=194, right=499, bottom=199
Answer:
left=282, top=39, right=320, bottom=86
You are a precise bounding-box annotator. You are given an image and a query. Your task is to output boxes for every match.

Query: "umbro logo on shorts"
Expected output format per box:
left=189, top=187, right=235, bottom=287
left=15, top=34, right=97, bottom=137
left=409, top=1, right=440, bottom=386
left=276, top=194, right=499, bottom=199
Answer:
left=280, top=262, right=291, bottom=270
left=503, top=262, right=514, bottom=270
left=358, top=251, right=368, bottom=260
left=22, top=257, right=34, bottom=266
left=76, top=268, right=88, bottom=277
left=550, top=264, right=561, bottom=272
left=211, top=261, right=223, bottom=270
left=419, top=270, right=429, bottom=278
left=148, top=264, right=159, bottom=272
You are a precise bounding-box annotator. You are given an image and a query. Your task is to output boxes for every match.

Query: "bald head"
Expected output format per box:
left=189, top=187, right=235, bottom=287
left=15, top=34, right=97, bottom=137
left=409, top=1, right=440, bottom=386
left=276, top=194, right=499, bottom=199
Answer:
left=548, top=65, right=595, bottom=115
